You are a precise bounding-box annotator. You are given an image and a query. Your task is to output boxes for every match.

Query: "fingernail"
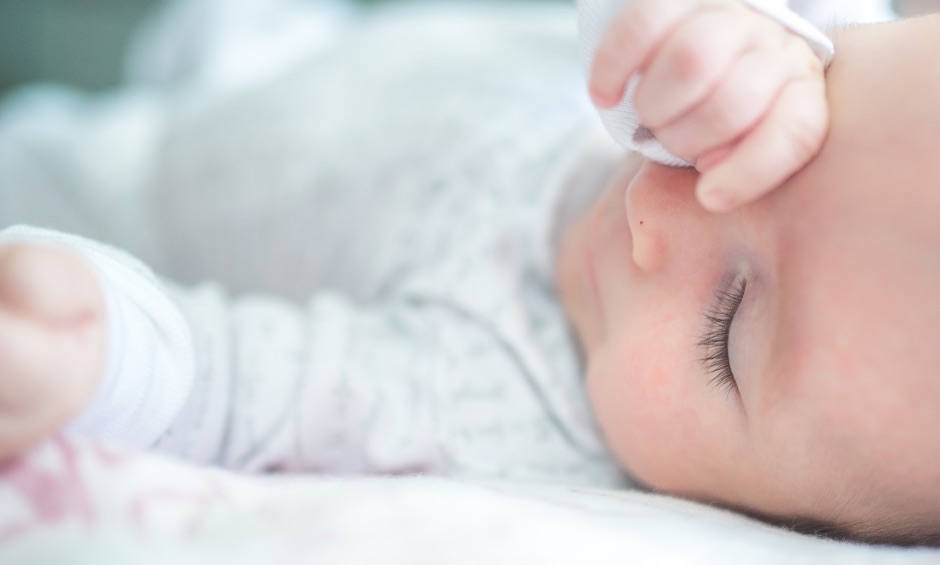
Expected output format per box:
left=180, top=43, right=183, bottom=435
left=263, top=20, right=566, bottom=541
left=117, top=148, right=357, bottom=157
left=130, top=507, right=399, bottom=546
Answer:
left=698, top=187, right=735, bottom=213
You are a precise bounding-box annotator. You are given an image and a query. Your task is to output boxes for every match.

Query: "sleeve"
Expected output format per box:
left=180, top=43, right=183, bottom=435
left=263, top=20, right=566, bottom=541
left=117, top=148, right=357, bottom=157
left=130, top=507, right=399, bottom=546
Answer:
left=0, top=227, right=617, bottom=484
left=576, top=0, right=864, bottom=167
left=0, top=225, right=195, bottom=449
left=786, top=0, right=897, bottom=29
left=151, top=280, right=621, bottom=486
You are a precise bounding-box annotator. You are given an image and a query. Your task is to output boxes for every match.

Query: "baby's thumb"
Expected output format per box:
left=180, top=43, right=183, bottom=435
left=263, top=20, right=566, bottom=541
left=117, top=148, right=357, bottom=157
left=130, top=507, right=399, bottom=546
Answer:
left=695, top=78, right=828, bottom=212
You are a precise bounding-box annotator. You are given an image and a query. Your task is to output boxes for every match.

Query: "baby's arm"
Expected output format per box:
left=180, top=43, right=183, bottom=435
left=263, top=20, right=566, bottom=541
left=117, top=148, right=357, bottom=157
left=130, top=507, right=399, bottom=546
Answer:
left=579, top=0, right=833, bottom=212
left=0, top=226, right=194, bottom=462
left=153, top=270, right=617, bottom=484
left=0, top=226, right=613, bottom=484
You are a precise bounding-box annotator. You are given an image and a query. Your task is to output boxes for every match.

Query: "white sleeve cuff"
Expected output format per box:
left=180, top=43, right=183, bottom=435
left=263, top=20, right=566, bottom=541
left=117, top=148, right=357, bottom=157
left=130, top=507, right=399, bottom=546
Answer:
left=0, top=225, right=195, bottom=449
left=741, top=0, right=835, bottom=67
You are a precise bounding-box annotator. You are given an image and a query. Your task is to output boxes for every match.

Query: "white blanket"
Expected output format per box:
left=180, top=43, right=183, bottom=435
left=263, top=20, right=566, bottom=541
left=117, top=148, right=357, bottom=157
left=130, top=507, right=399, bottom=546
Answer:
left=2, top=437, right=937, bottom=565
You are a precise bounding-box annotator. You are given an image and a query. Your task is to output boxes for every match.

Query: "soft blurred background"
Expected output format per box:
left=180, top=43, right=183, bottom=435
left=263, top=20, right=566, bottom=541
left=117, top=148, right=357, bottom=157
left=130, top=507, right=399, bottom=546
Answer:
left=0, top=0, right=937, bottom=96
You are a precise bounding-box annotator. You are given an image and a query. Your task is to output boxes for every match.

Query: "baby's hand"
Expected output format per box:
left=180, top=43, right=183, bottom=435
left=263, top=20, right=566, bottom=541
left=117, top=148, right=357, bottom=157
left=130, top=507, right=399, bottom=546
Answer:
left=590, top=0, right=828, bottom=212
left=0, top=243, right=106, bottom=462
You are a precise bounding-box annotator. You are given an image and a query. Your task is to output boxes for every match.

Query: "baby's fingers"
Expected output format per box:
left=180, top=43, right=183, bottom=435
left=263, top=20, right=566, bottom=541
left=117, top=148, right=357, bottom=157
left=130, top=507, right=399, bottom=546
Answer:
left=590, top=0, right=704, bottom=108
left=633, top=4, right=760, bottom=131
left=650, top=45, right=789, bottom=163
left=696, top=76, right=828, bottom=212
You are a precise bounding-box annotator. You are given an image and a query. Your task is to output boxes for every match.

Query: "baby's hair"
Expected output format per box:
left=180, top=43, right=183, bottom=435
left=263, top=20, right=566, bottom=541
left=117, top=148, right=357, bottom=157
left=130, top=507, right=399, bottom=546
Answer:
left=698, top=494, right=940, bottom=547
left=776, top=514, right=940, bottom=548
left=631, top=477, right=935, bottom=547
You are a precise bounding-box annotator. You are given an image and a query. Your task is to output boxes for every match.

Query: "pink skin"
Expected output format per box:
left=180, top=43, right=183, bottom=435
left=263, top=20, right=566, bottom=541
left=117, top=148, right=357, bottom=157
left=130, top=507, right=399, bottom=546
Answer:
left=557, top=17, right=940, bottom=542
left=588, top=0, right=827, bottom=212
left=0, top=244, right=106, bottom=463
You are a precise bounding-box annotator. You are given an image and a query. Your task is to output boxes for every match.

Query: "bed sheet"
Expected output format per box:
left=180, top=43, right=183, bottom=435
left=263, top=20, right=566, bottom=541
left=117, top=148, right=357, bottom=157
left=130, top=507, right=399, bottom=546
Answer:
left=1, top=437, right=937, bottom=565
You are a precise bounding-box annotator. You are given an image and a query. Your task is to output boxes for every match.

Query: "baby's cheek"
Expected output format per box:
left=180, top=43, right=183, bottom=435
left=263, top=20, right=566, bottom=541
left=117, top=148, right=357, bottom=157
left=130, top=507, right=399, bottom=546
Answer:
left=586, top=340, right=690, bottom=489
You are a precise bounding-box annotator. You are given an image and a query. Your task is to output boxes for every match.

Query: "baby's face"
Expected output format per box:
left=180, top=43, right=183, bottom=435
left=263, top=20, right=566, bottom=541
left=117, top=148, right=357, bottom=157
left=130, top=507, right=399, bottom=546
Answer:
left=557, top=20, right=940, bottom=539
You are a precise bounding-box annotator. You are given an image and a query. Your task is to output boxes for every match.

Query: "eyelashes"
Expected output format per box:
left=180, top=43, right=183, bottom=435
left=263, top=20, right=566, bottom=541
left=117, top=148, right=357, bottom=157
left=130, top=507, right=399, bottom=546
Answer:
left=698, top=278, right=747, bottom=394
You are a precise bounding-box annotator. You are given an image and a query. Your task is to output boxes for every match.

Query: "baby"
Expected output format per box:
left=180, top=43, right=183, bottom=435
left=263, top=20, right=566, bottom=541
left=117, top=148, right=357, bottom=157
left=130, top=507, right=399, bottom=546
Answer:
left=2, top=0, right=936, bottom=547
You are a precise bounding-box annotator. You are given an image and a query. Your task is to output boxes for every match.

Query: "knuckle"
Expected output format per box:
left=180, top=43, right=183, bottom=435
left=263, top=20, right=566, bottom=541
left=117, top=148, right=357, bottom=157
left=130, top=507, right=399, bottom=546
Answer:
left=705, top=90, right=750, bottom=137
left=670, top=36, right=712, bottom=85
left=593, top=1, right=666, bottom=98
left=592, top=42, right=619, bottom=79
left=608, top=0, right=659, bottom=58
left=706, top=67, right=778, bottom=137
left=785, top=121, right=824, bottom=164
left=628, top=2, right=660, bottom=38
left=781, top=97, right=827, bottom=161
left=781, top=34, right=824, bottom=78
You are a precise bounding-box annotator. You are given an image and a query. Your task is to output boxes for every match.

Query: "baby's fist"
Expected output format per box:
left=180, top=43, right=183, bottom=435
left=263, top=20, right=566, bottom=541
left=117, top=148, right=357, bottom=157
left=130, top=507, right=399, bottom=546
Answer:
left=0, top=243, right=106, bottom=462
left=589, top=0, right=828, bottom=211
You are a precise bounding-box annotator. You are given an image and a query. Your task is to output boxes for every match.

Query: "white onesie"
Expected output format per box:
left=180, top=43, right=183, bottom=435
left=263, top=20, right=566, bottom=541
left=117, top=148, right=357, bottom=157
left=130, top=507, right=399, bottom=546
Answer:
left=0, top=0, right=893, bottom=486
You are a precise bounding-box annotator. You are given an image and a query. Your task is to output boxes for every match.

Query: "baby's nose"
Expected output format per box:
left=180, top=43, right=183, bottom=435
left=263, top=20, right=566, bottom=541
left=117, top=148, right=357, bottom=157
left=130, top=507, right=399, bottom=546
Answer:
left=625, top=162, right=703, bottom=273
